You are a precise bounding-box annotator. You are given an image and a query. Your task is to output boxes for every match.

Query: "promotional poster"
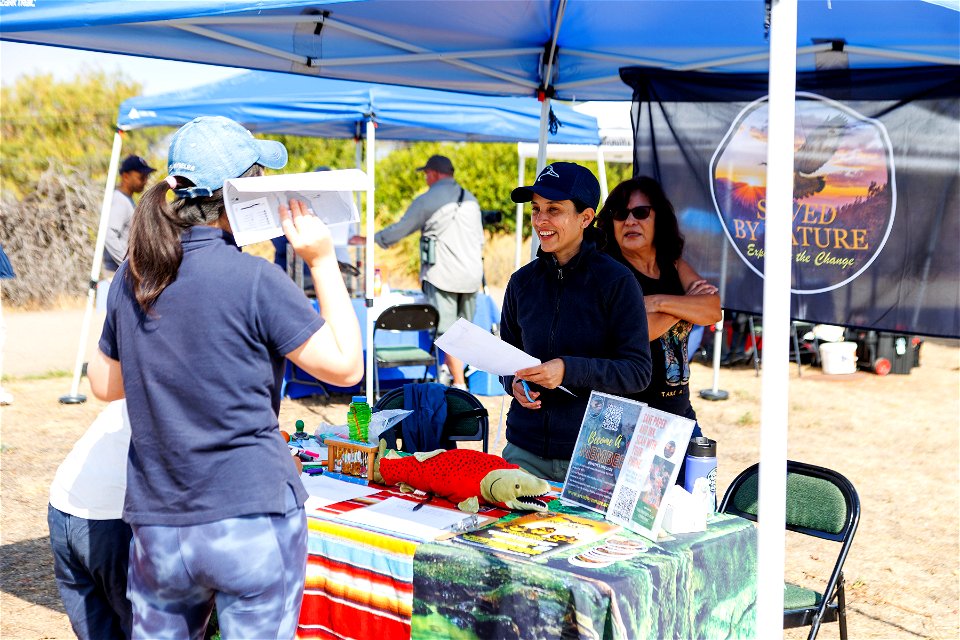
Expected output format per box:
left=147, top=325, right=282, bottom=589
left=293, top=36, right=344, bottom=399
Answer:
left=621, top=66, right=959, bottom=338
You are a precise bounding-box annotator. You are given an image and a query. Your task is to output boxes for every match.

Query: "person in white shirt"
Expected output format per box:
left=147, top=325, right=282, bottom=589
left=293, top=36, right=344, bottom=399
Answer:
left=48, top=400, right=132, bottom=640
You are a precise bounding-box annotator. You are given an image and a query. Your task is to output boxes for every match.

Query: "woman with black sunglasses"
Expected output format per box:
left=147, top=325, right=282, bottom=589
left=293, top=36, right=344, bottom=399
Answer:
left=596, top=176, right=721, bottom=435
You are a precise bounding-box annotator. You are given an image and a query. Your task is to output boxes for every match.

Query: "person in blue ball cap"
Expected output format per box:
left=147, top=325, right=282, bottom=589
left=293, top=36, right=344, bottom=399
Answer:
left=87, top=116, right=362, bottom=639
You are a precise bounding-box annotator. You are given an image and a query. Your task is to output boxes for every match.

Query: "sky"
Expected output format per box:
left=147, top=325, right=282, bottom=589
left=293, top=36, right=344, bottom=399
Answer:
left=1, top=41, right=243, bottom=95
left=0, top=41, right=633, bottom=131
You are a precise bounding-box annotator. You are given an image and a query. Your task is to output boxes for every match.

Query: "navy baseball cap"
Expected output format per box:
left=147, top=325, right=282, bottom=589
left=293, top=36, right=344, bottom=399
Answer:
left=416, top=154, right=454, bottom=173
left=167, top=116, right=287, bottom=199
left=119, top=155, right=156, bottom=175
left=511, top=162, right=601, bottom=211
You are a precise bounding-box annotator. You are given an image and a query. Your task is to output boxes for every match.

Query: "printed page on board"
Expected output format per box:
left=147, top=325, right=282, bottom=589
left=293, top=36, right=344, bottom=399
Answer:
left=223, top=169, right=367, bottom=246
left=605, top=406, right=695, bottom=541
left=560, top=392, right=646, bottom=515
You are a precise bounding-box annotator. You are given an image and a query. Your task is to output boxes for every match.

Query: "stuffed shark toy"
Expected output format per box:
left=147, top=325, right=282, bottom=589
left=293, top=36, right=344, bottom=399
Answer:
left=373, top=441, right=551, bottom=514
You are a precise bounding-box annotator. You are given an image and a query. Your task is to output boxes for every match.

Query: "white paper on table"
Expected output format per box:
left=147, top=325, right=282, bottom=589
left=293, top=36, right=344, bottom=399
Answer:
left=223, top=169, right=367, bottom=247
left=300, top=474, right=379, bottom=512
left=435, top=318, right=575, bottom=395
left=335, top=497, right=473, bottom=541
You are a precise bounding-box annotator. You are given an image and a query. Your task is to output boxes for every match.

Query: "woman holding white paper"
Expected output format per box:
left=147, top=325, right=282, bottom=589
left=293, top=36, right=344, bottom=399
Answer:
left=500, top=162, right=652, bottom=482
left=87, top=116, right=362, bottom=640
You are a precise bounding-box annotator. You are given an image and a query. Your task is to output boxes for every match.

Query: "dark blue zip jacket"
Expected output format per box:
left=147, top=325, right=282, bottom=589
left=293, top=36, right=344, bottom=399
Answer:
left=500, top=236, right=652, bottom=460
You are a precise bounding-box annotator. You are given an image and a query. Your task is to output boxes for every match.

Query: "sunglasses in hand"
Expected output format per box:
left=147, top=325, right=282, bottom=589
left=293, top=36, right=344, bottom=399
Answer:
left=612, top=205, right=653, bottom=222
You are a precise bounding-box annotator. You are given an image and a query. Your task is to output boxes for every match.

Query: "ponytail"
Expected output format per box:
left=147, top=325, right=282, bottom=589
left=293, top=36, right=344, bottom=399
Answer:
left=127, top=163, right=266, bottom=314
left=128, top=180, right=189, bottom=314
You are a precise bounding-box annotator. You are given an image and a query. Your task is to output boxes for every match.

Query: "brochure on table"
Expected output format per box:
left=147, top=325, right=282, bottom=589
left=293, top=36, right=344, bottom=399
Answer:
left=223, top=169, right=367, bottom=247
left=454, top=511, right=619, bottom=559
left=561, top=391, right=695, bottom=541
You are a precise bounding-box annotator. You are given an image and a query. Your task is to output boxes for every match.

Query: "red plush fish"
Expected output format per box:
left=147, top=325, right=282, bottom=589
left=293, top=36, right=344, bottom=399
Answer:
left=374, top=447, right=550, bottom=513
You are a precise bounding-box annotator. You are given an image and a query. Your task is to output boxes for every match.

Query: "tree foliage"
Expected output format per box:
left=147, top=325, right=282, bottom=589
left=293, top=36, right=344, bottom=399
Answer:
left=0, top=70, right=637, bottom=304
left=1, top=71, right=167, bottom=201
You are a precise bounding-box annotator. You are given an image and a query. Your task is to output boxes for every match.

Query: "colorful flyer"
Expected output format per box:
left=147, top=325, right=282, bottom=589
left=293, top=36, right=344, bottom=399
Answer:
left=560, top=392, right=646, bottom=515
left=605, top=406, right=695, bottom=540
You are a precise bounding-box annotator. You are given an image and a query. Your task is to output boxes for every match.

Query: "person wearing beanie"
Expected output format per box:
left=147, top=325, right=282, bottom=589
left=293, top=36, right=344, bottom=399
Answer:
left=499, top=162, right=653, bottom=482
left=86, top=116, right=362, bottom=639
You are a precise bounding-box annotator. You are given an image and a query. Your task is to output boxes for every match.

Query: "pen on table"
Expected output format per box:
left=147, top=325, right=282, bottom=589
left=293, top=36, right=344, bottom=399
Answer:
left=412, top=494, right=434, bottom=512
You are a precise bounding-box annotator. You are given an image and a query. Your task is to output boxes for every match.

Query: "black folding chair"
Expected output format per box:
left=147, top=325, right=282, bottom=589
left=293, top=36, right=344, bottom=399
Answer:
left=373, top=383, right=489, bottom=453
left=719, top=460, right=860, bottom=640
left=372, top=303, right=439, bottom=401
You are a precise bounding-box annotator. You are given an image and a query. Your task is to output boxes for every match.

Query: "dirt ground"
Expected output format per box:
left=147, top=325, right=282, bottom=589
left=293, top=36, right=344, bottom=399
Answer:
left=1, top=313, right=957, bottom=639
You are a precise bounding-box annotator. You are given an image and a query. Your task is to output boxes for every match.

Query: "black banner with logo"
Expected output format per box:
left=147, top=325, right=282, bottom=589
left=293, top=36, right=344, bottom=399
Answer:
left=620, top=66, right=959, bottom=338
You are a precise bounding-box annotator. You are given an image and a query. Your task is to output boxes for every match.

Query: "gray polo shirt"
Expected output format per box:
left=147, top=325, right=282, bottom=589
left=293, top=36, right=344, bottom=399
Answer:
left=374, top=177, right=484, bottom=293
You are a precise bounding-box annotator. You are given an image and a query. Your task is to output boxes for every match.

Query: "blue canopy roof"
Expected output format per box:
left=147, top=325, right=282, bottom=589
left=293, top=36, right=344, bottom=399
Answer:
left=117, top=71, right=600, bottom=144
left=3, top=1, right=956, bottom=101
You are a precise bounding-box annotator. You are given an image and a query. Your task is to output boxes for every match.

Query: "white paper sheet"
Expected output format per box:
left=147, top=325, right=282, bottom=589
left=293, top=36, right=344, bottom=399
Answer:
left=435, top=318, right=575, bottom=395
left=435, top=318, right=539, bottom=376
left=335, top=497, right=473, bottom=541
left=223, top=169, right=367, bottom=247
left=300, top=474, right=379, bottom=512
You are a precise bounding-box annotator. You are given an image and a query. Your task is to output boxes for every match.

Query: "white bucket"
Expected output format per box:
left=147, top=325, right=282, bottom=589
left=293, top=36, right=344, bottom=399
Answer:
left=820, top=341, right=858, bottom=374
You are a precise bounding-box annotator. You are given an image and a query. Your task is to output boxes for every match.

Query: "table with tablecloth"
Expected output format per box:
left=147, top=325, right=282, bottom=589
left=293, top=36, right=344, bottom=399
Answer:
left=296, top=492, right=757, bottom=640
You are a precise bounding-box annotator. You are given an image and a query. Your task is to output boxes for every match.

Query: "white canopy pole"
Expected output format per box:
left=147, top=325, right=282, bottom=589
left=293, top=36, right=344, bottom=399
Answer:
left=596, top=146, right=608, bottom=202
left=700, top=243, right=729, bottom=402
left=364, top=120, right=376, bottom=401
left=757, top=0, right=798, bottom=636
left=530, top=96, right=552, bottom=260
left=515, top=142, right=525, bottom=270
left=60, top=131, right=123, bottom=404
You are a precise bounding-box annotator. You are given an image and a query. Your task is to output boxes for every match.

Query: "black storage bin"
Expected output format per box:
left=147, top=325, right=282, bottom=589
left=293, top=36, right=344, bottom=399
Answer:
left=845, top=329, right=922, bottom=376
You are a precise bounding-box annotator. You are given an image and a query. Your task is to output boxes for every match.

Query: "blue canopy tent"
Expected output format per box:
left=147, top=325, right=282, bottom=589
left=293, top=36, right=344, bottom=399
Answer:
left=5, top=1, right=957, bottom=633
left=70, top=70, right=599, bottom=405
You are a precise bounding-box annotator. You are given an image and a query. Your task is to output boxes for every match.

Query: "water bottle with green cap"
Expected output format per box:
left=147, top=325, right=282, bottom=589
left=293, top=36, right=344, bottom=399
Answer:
left=347, top=395, right=372, bottom=442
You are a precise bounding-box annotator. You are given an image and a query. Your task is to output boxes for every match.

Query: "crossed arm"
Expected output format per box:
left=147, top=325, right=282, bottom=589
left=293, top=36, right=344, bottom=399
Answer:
left=644, top=258, right=722, bottom=340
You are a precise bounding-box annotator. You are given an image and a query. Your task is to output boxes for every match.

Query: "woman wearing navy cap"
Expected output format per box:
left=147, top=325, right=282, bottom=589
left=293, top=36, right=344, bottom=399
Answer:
left=500, top=162, right=653, bottom=482
left=87, top=116, right=362, bottom=639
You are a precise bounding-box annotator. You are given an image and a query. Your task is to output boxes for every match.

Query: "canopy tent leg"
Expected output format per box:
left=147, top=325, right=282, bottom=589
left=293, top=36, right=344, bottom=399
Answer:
left=364, top=120, right=376, bottom=401
left=757, top=0, right=798, bottom=636
left=529, top=96, right=552, bottom=261
left=515, top=142, right=525, bottom=271
left=700, top=243, right=729, bottom=401
left=60, top=131, right=124, bottom=405
left=596, top=146, right=608, bottom=202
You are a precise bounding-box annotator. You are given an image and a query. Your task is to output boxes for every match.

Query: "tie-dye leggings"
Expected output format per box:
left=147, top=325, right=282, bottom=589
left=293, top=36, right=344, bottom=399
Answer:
left=127, top=502, right=306, bottom=640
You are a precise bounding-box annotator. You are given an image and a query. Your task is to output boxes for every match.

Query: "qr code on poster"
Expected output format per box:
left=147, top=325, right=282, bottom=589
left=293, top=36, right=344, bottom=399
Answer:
left=609, top=487, right=638, bottom=521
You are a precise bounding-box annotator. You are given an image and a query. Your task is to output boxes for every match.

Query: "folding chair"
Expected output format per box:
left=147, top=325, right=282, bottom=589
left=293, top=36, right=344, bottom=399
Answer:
left=719, top=460, right=860, bottom=640
left=373, top=383, right=489, bottom=453
left=372, top=303, right=439, bottom=401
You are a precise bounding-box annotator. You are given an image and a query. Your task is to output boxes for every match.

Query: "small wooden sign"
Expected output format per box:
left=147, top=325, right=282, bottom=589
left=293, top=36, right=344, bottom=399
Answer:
left=325, top=436, right=379, bottom=481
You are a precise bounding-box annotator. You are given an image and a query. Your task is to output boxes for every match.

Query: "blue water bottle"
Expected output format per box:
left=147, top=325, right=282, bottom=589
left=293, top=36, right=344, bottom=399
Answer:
left=683, top=437, right=718, bottom=512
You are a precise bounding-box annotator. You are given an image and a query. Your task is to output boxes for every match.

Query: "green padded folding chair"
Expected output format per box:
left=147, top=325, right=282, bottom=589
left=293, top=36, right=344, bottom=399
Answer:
left=372, top=303, right=439, bottom=401
left=372, top=383, right=489, bottom=453
left=719, top=460, right=860, bottom=640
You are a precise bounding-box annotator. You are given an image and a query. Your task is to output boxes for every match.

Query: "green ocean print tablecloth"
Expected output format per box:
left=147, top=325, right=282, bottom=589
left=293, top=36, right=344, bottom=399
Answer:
left=411, top=506, right=757, bottom=640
